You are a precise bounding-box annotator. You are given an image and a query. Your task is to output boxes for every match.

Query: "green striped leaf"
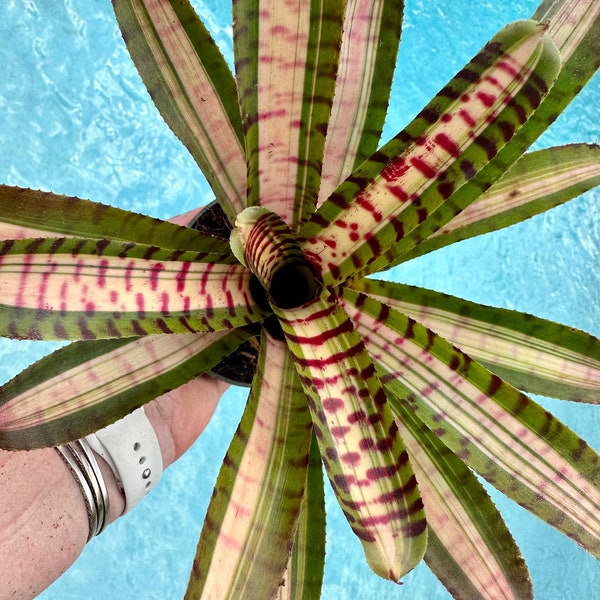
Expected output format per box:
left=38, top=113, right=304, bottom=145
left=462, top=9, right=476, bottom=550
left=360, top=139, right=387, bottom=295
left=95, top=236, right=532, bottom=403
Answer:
left=113, top=0, right=246, bottom=221
left=395, top=143, right=600, bottom=262
left=0, top=186, right=231, bottom=253
left=0, top=327, right=252, bottom=449
left=233, top=0, right=344, bottom=230
left=276, top=434, right=326, bottom=600
left=340, top=288, right=600, bottom=559
left=351, top=278, right=600, bottom=403
left=186, top=333, right=312, bottom=600
left=318, top=0, right=404, bottom=204
left=392, top=395, right=532, bottom=600
left=300, top=20, right=560, bottom=286
left=0, top=237, right=263, bottom=340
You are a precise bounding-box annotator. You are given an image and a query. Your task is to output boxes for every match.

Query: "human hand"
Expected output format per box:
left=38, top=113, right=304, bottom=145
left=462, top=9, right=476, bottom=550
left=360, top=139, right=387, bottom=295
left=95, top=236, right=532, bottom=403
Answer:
left=0, top=373, right=229, bottom=600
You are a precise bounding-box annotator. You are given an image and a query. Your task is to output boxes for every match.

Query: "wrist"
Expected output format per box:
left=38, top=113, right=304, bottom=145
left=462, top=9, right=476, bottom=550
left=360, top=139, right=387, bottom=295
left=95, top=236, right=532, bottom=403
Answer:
left=0, top=447, right=94, bottom=597
left=55, top=406, right=162, bottom=541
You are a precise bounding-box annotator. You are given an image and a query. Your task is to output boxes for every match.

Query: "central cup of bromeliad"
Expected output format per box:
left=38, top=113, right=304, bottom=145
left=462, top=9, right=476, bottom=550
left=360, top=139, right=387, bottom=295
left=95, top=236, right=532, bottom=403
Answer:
left=230, top=207, right=321, bottom=312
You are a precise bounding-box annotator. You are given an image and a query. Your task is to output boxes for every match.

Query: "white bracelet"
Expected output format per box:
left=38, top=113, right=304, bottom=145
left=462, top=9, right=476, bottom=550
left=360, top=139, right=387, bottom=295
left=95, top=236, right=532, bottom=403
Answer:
left=86, top=407, right=163, bottom=514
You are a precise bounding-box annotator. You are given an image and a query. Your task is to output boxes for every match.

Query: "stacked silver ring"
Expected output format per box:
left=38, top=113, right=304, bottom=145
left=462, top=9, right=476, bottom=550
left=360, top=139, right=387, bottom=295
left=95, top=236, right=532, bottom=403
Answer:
left=55, top=439, right=110, bottom=541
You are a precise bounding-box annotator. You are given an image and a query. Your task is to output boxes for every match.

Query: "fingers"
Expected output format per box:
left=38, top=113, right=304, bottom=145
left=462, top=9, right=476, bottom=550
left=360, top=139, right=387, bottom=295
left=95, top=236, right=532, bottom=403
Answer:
left=143, top=375, right=230, bottom=468
left=147, top=208, right=229, bottom=466
left=168, top=208, right=200, bottom=226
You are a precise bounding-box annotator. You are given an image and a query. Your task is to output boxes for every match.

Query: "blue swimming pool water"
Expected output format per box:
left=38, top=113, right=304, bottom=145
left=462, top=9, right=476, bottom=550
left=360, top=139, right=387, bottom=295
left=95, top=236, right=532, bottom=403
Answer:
left=0, top=1, right=599, bottom=598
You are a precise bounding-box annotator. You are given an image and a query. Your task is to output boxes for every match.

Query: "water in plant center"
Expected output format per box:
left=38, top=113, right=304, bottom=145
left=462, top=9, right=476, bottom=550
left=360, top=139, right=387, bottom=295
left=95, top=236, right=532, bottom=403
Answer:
left=0, top=0, right=598, bottom=598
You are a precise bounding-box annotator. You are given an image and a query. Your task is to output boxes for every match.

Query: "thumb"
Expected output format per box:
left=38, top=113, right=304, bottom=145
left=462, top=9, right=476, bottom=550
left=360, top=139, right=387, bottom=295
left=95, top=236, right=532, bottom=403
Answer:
left=144, top=375, right=230, bottom=468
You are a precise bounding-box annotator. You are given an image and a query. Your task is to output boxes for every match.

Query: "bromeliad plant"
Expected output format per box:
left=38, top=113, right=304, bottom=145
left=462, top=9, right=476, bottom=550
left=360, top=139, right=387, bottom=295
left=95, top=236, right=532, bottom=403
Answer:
left=1, top=0, right=600, bottom=598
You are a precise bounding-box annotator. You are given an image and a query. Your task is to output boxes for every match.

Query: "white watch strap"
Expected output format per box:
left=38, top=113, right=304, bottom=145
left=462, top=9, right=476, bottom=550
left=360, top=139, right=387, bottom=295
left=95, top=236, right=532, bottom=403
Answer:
left=86, top=407, right=163, bottom=513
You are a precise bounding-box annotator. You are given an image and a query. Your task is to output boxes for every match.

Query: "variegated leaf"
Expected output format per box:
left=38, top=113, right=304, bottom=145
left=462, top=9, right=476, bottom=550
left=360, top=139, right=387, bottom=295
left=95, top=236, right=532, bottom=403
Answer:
left=274, top=289, right=427, bottom=581
left=276, top=434, right=326, bottom=600
left=391, top=0, right=600, bottom=270
left=519, top=0, right=600, bottom=147
left=300, top=20, right=560, bottom=286
left=391, top=393, right=532, bottom=600
left=0, top=327, right=252, bottom=449
left=396, top=143, right=600, bottom=262
left=186, top=332, right=312, bottom=600
left=231, top=206, right=427, bottom=580
left=113, top=0, right=246, bottom=220
left=0, top=186, right=230, bottom=253
left=340, top=289, right=600, bottom=559
left=419, top=0, right=600, bottom=259
left=535, top=0, right=600, bottom=63
left=397, top=0, right=600, bottom=272
left=233, top=0, right=344, bottom=229
left=351, top=278, right=600, bottom=403
left=0, top=237, right=263, bottom=340
left=318, top=0, right=404, bottom=204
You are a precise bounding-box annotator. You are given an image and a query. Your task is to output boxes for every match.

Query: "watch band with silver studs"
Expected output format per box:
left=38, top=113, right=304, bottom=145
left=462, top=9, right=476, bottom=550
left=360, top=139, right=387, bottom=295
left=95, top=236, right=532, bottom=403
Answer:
left=86, top=406, right=163, bottom=514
